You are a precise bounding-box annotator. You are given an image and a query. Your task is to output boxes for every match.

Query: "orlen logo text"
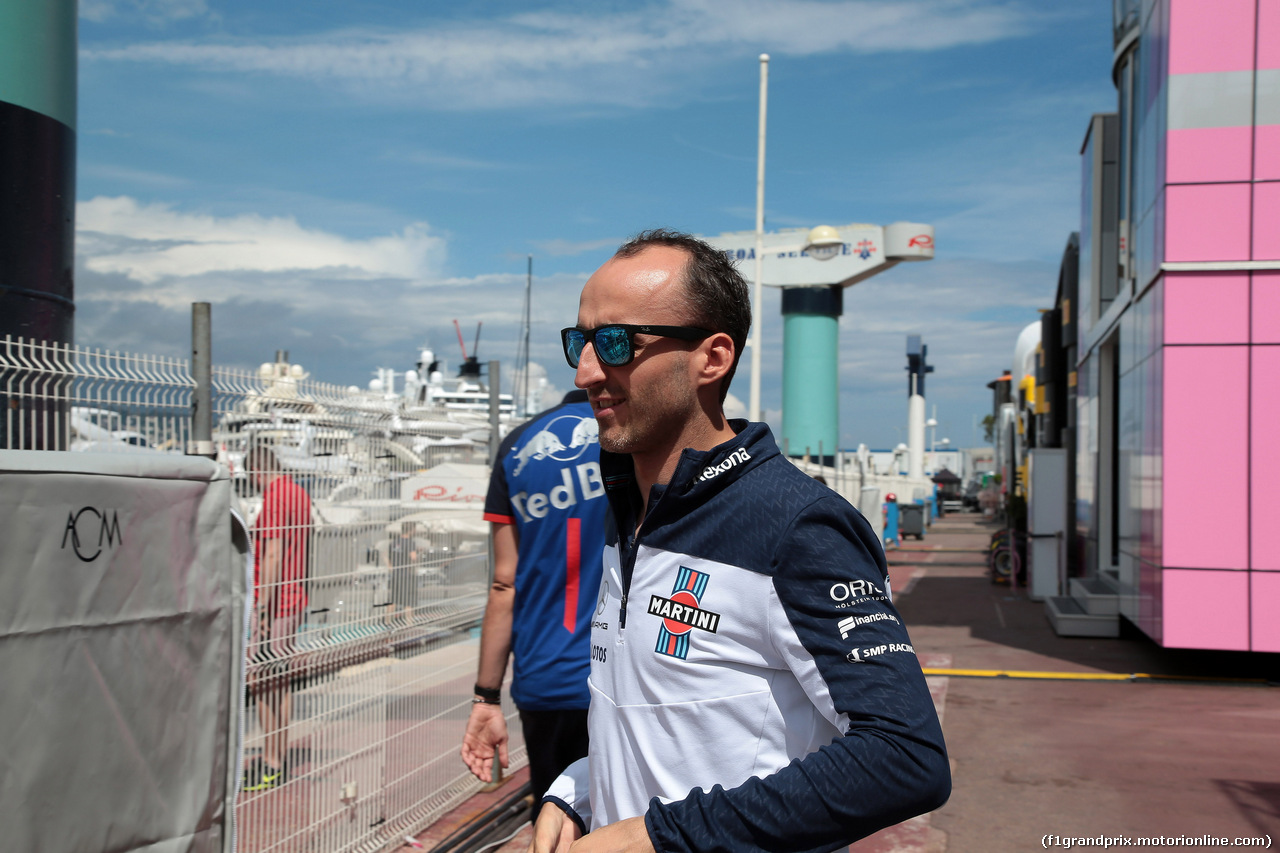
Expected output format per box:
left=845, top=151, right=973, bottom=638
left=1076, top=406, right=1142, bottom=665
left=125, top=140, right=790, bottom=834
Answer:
left=511, top=462, right=605, bottom=522
left=62, top=507, right=122, bottom=562
left=828, top=579, right=887, bottom=609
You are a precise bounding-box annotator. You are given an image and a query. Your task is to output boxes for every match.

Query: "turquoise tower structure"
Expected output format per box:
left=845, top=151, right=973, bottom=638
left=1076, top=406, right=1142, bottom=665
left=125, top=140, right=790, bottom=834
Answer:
left=780, top=285, right=842, bottom=461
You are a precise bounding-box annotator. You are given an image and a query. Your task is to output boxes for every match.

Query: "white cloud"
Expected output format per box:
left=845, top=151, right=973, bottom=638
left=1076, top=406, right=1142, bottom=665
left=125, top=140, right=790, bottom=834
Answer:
left=71, top=196, right=1051, bottom=447
left=723, top=391, right=746, bottom=420
left=84, top=0, right=1037, bottom=108
left=76, top=196, right=445, bottom=286
left=82, top=0, right=211, bottom=25
left=72, top=199, right=590, bottom=392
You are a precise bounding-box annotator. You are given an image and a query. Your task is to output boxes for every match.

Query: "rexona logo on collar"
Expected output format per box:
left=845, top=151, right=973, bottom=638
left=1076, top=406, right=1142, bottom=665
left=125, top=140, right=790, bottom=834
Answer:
left=698, top=447, right=751, bottom=482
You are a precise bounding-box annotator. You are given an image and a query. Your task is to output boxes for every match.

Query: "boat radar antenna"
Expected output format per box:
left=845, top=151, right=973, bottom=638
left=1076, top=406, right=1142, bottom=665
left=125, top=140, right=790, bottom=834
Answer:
left=453, top=319, right=484, bottom=384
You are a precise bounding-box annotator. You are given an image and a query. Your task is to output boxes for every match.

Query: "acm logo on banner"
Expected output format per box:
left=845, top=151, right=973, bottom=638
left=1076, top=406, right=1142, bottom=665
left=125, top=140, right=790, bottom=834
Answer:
left=61, top=507, right=123, bottom=562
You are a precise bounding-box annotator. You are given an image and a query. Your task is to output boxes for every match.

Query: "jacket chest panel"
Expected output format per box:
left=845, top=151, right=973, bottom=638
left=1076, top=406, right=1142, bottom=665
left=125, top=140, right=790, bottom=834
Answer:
left=590, top=544, right=781, bottom=706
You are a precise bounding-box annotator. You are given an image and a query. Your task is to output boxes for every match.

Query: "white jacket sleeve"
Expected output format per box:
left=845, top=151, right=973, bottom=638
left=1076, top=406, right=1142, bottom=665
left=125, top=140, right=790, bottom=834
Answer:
left=542, top=755, right=592, bottom=833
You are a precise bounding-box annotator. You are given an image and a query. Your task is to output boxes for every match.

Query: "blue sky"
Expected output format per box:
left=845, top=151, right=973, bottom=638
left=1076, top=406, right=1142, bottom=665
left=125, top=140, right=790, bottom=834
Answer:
left=73, top=0, right=1117, bottom=449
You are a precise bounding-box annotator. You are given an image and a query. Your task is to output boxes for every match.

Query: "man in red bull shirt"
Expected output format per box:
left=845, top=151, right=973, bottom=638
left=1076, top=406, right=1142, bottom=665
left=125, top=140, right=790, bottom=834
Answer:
left=461, top=390, right=608, bottom=817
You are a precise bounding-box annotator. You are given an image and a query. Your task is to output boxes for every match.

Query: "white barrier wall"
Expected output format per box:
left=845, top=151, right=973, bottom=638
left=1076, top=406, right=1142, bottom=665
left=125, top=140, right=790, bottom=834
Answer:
left=0, top=451, right=244, bottom=853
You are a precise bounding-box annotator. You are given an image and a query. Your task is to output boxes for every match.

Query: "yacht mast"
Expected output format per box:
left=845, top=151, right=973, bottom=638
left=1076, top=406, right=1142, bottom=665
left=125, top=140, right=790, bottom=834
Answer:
left=514, top=256, right=533, bottom=417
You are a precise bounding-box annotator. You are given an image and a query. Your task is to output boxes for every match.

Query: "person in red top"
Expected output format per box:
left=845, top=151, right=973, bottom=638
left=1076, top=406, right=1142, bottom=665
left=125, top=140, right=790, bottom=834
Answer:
left=245, top=444, right=312, bottom=791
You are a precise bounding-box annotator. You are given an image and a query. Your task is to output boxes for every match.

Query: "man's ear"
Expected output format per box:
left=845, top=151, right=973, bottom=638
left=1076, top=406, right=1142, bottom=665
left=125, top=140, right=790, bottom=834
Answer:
left=694, top=332, right=735, bottom=390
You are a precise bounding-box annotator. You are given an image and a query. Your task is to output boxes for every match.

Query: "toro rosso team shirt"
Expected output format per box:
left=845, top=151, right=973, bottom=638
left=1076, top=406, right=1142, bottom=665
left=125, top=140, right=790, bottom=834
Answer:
left=544, top=421, right=950, bottom=853
left=483, top=391, right=608, bottom=711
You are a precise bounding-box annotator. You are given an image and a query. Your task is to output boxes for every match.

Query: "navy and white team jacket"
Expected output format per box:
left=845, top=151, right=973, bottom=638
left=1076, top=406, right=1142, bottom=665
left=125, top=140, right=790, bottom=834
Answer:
left=543, top=421, right=950, bottom=853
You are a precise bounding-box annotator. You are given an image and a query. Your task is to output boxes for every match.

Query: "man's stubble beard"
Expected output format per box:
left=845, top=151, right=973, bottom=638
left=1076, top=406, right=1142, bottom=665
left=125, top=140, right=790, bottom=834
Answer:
left=597, top=359, right=699, bottom=458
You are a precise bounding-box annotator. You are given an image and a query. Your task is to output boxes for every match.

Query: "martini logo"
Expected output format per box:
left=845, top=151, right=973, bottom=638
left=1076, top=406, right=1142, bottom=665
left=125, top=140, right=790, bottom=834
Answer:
left=62, top=507, right=122, bottom=562
left=650, top=567, right=720, bottom=659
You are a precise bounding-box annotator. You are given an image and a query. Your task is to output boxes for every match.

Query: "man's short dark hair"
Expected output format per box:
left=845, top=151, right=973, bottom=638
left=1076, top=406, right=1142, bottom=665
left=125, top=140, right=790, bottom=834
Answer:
left=245, top=444, right=279, bottom=475
left=614, top=229, right=751, bottom=404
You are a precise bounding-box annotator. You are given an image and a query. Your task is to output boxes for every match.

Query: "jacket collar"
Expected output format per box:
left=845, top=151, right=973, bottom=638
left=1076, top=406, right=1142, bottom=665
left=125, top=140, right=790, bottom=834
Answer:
left=600, top=420, right=781, bottom=532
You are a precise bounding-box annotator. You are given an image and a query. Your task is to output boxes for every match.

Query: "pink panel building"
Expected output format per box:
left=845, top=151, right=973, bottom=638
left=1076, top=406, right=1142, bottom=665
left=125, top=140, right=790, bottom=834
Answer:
left=1048, top=0, right=1277, bottom=651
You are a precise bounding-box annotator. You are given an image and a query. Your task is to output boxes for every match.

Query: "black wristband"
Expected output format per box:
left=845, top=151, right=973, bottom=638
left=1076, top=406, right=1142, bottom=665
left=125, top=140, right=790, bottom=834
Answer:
left=473, top=684, right=501, bottom=703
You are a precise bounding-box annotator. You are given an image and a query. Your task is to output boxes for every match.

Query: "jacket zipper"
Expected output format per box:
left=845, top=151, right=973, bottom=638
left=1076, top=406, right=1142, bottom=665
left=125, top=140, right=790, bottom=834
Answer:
left=619, top=530, right=640, bottom=629
left=617, top=458, right=691, bottom=629
left=619, top=505, right=651, bottom=629
left=611, top=433, right=753, bottom=630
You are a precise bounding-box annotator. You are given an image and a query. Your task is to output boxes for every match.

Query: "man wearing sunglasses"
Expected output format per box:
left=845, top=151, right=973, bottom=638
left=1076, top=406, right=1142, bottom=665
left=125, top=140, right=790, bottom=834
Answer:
left=534, top=230, right=949, bottom=853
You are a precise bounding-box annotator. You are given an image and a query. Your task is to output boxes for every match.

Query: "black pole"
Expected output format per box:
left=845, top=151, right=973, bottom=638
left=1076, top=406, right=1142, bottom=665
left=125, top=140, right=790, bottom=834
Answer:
left=488, top=360, right=501, bottom=464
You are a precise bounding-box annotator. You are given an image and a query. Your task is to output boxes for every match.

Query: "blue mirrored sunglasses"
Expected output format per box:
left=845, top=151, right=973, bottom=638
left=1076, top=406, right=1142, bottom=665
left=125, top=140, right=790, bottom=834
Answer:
left=561, top=324, right=713, bottom=368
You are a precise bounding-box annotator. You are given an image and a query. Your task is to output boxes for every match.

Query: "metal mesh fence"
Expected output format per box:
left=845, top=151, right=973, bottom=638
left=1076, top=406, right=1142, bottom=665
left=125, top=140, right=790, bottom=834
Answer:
left=1, top=335, right=194, bottom=452
left=1, top=336, right=526, bottom=853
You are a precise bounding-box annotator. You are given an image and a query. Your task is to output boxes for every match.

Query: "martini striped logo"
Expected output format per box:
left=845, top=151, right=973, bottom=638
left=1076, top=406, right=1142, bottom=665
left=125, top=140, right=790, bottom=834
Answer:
left=650, top=566, right=719, bottom=660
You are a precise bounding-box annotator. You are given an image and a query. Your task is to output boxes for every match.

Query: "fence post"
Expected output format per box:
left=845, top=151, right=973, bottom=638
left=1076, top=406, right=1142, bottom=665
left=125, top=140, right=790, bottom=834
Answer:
left=189, top=303, right=215, bottom=458
left=486, top=359, right=501, bottom=588
left=488, top=360, right=501, bottom=464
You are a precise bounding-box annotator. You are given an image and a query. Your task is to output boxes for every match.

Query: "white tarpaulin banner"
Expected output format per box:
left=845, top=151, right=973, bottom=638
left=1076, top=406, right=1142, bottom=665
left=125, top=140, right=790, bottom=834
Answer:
left=0, top=450, right=244, bottom=853
left=400, top=462, right=488, bottom=511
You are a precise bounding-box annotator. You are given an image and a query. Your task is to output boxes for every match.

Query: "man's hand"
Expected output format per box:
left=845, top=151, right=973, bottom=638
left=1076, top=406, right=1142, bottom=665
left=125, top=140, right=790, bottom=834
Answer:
left=567, top=817, right=654, bottom=853
left=529, top=804, right=582, bottom=853
left=460, top=703, right=509, bottom=782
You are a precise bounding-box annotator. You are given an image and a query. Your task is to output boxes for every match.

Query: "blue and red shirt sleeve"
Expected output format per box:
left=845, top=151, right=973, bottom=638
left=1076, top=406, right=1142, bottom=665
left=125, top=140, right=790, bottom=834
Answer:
left=483, top=429, right=518, bottom=525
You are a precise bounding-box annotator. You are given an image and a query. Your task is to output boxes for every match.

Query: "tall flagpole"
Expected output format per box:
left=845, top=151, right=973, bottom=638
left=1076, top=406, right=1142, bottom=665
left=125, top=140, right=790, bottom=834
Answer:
left=749, top=53, right=769, bottom=423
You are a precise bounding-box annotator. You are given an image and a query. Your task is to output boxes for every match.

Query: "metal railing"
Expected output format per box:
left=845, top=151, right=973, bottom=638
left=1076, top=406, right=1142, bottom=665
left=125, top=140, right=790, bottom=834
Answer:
left=1, top=334, right=524, bottom=853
